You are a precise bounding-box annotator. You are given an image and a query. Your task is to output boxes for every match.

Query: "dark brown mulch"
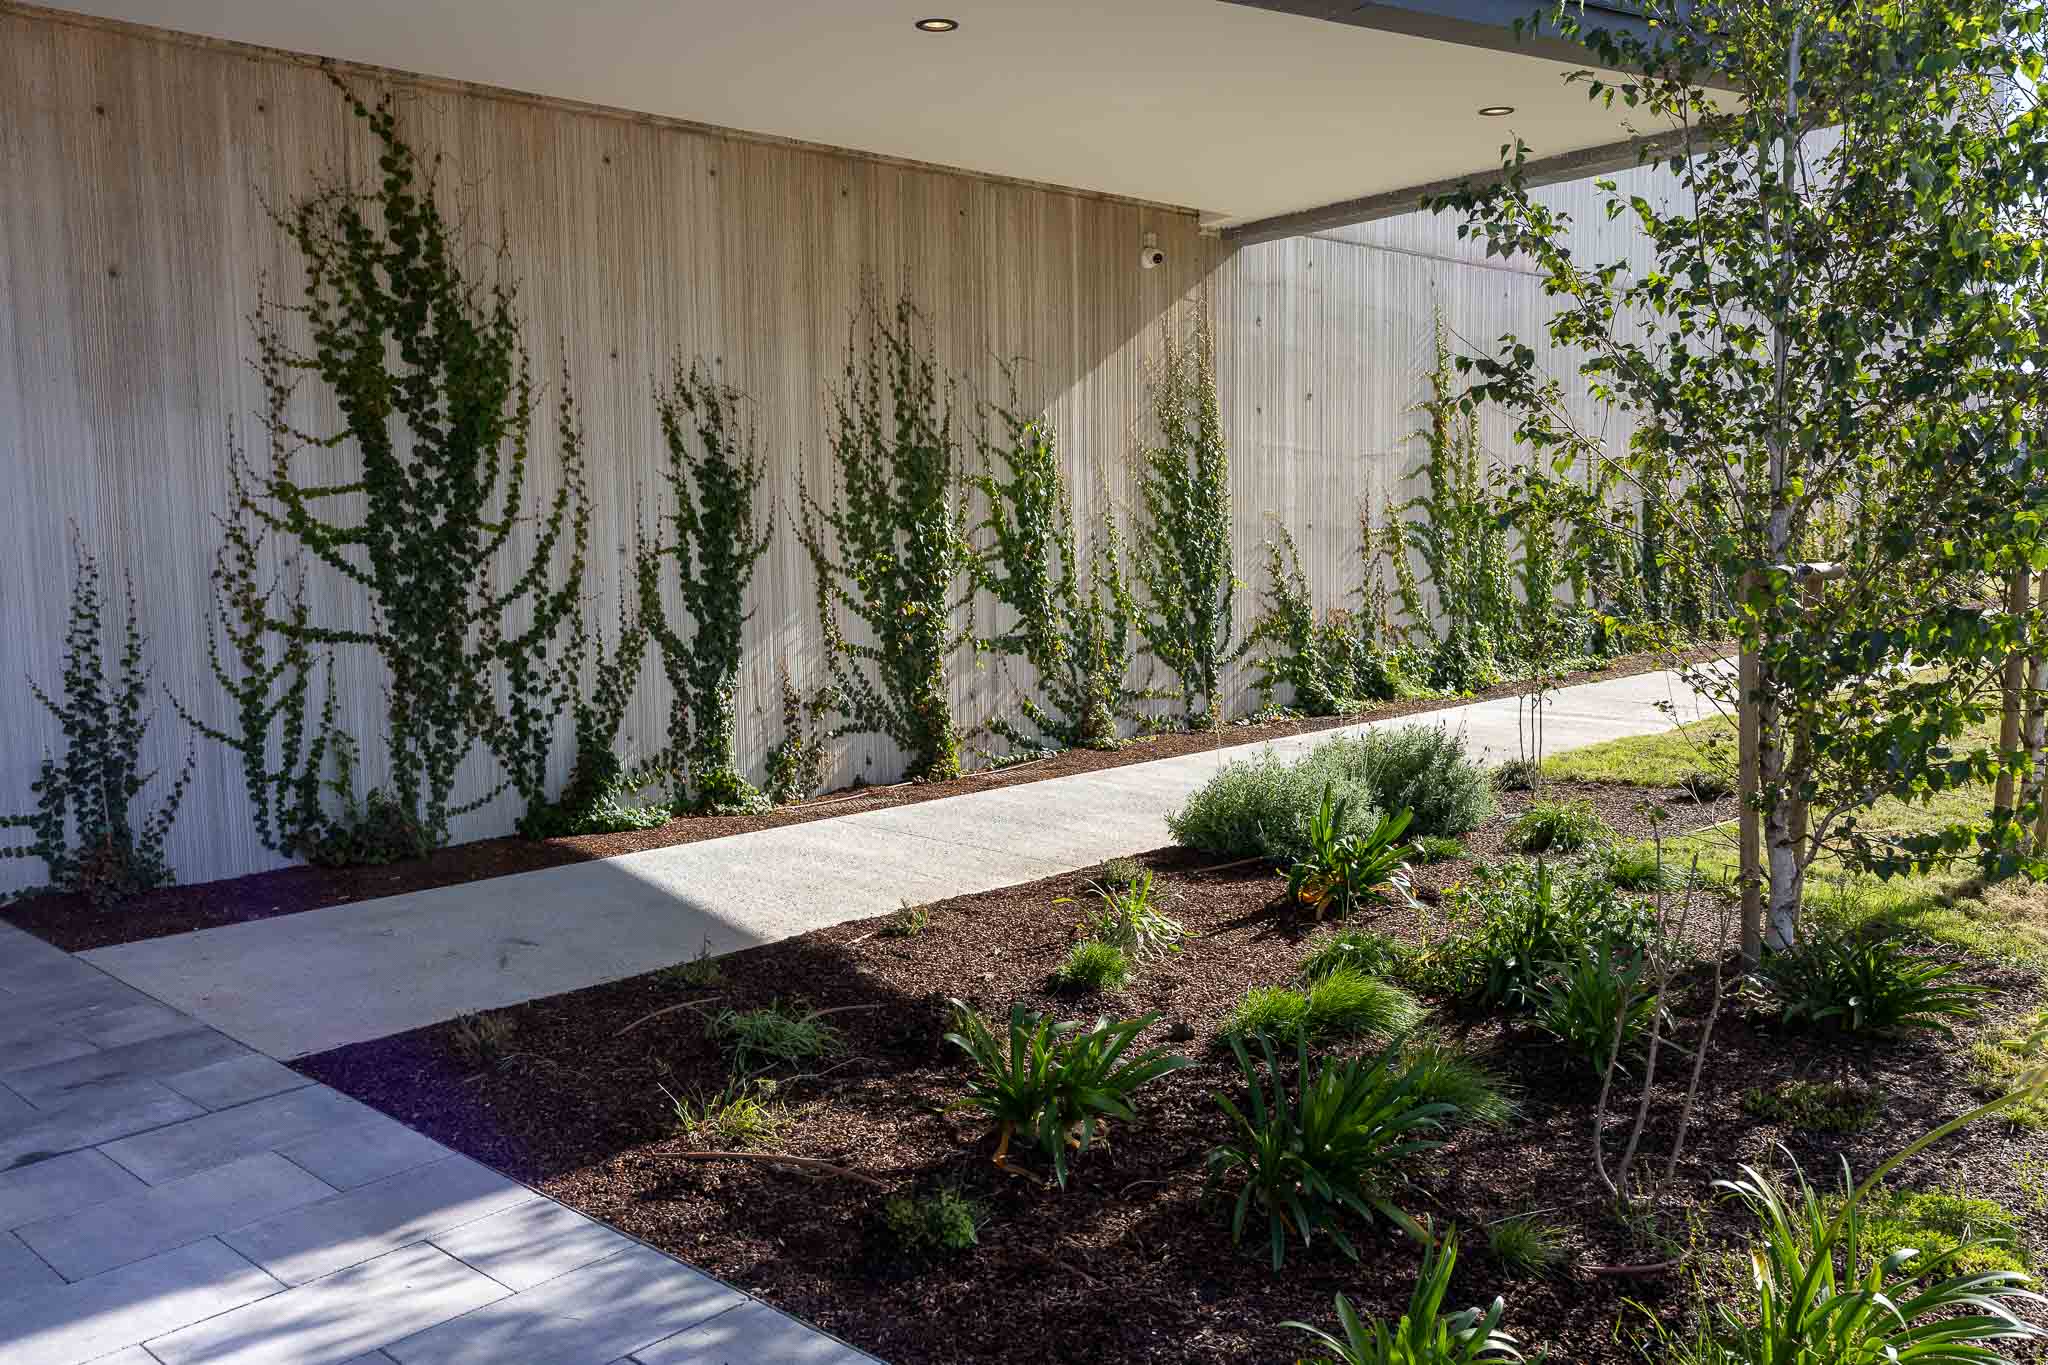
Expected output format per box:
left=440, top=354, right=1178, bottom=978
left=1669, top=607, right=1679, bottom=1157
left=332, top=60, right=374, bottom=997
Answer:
left=4, top=644, right=1730, bottom=953
left=295, top=783, right=2045, bottom=1365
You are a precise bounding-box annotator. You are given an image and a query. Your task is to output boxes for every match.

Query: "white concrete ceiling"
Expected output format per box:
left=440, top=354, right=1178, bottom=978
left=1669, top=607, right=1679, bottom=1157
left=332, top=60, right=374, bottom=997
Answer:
left=47, top=0, right=1652, bottom=227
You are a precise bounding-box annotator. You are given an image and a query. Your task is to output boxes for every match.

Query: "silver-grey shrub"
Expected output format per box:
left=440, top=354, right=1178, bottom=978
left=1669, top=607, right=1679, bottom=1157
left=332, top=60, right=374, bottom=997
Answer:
left=1166, top=724, right=1494, bottom=862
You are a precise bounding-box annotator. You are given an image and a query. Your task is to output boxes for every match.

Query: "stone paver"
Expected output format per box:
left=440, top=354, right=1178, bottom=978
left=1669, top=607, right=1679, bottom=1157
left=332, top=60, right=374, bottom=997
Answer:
left=15, top=1151, right=335, bottom=1281
left=0, top=921, right=875, bottom=1364
left=143, top=1242, right=506, bottom=1365
left=382, top=1244, right=745, bottom=1365
left=635, top=1302, right=876, bottom=1364
left=81, top=667, right=1719, bottom=1059
left=0, top=1148, right=148, bottom=1227
left=222, top=1154, right=538, bottom=1286
left=426, top=1197, right=633, bottom=1291
left=0, top=1237, right=282, bottom=1365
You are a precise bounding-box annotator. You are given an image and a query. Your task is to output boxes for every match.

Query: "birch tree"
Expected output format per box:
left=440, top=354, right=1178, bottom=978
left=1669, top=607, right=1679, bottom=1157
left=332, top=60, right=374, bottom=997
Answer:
left=1430, top=0, right=2048, bottom=947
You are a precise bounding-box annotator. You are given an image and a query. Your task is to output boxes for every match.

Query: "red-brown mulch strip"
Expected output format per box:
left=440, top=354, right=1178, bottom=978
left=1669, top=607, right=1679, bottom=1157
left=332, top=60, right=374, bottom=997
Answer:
left=296, top=782, right=2047, bottom=1365
left=4, top=644, right=1730, bottom=953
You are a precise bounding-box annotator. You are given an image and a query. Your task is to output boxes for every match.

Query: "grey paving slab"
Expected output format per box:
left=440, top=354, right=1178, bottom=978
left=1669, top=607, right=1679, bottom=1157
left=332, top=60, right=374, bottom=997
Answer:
left=69, top=1001, right=200, bottom=1049
left=0, top=1031, right=101, bottom=1074
left=383, top=1244, right=745, bottom=1365
left=97, top=1085, right=370, bottom=1185
left=426, top=1197, right=632, bottom=1291
left=633, top=1302, right=876, bottom=1364
left=143, top=1242, right=504, bottom=1365
left=81, top=667, right=1718, bottom=1059
left=2, top=1028, right=249, bottom=1109
left=276, top=1115, right=450, bottom=1190
left=16, top=1151, right=336, bottom=1282
left=0, top=1227, right=62, bottom=1296
left=78, top=1349, right=164, bottom=1365
left=0, top=1149, right=148, bottom=1229
left=0, top=979, right=159, bottom=1042
left=0, top=1078, right=35, bottom=1123
left=0, top=1080, right=203, bottom=1174
left=221, top=1154, right=538, bottom=1286
left=158, top=1054, right=311, bottom=1111
left=0, top=1237, right=281, bottom=1365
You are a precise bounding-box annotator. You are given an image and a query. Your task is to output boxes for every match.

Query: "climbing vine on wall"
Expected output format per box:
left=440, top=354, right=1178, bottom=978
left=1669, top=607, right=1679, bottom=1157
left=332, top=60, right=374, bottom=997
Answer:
left=971, top=390, right=1138, bottom=752
left=1132, top=306, right=1236, bottom=728
left=2, top=539, right=192, bottom=907
left=641, top=358, right=774, bottom=813
left=518, top=593, right=663, bottom=838
left=213, top=78, right=588, bottom=853
left=796, top=292, right=975, bottom=782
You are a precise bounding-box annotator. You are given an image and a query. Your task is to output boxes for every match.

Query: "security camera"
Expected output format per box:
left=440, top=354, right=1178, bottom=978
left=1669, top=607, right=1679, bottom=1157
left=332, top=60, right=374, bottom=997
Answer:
left=1139, top=232, right=1166, bottom=270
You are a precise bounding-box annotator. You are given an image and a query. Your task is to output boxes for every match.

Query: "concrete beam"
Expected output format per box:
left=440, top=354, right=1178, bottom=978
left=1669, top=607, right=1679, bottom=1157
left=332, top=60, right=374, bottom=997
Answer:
left=1218, top=127, right=1689, bottom=245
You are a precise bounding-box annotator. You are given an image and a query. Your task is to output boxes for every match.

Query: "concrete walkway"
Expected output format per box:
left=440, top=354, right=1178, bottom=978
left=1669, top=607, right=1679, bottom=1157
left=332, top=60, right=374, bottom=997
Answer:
left=0, top=922, right=877, bottom=1364
left=83, top=667, right=1719, bottom=1060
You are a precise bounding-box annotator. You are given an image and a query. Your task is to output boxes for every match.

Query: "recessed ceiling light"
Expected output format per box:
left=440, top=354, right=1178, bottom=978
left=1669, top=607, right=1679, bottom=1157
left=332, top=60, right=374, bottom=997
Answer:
left=1478, top=105, right=1516, bottom=117
left=914, top=17, right=959, bottom=32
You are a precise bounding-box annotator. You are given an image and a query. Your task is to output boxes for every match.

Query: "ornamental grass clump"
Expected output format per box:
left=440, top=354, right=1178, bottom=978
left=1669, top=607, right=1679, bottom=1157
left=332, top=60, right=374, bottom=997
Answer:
left=1223, top=967, right=1424, bottom=1044
left=1054, top=940, right=1132, bottom=994
left=944, top=1001, right=1189, bottom=1188
left=1503, top=799, right=1608, bottom=855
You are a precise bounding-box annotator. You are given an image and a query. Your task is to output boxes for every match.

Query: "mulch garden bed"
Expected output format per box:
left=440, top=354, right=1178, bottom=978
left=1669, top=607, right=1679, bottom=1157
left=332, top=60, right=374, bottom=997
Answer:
left=4, top=643, right=1730, bottom=953
left=297, top=777, right=2048, bottom=1365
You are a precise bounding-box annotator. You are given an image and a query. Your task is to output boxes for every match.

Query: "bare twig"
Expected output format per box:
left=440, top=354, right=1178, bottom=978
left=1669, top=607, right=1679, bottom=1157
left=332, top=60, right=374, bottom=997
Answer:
left=613, top=996, right=724, bottom=1038
left=665, top=1150, right=887, bottom=1189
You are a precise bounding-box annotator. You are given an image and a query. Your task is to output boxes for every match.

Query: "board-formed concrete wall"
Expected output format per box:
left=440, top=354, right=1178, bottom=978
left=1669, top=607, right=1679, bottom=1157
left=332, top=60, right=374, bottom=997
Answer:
left=0, top=2, right=1655, bottom=891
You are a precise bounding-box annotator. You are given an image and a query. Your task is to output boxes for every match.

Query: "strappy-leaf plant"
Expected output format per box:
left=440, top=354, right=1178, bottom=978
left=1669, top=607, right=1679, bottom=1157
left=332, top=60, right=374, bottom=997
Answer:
left=1660, top=1086, right=2048, bottom=1364
left=1132, top=306, right=1236, bottom=728
left=3, top=539, right=193, bottom=908
left=943, top=1000, right=1190, bottom=1188
left=971, top=390, right=1138, bottom=752
left=1285, top=1234, right=1522, bottom=1364
left=1756, top=930, right=1990, bottom=1037
left=1207, top=1032, right=1453, bottom=1268
left=222, top=78, right=588, bottom=851
left=1284, top=787, right=1416, bottom=921
left=640, top=357, right=773, bottom=813
left=1079, top=869, right=1185, bottom=961
left=797, top=293, right=975, bottom=781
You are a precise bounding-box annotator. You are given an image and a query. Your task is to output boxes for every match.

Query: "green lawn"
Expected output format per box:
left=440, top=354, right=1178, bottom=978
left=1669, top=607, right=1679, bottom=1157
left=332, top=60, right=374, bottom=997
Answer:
left=1543, top=713, right=1737, bottom=787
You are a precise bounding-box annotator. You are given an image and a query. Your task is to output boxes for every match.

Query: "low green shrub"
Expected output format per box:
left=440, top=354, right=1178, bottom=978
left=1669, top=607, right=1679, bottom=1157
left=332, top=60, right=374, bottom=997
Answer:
left=709, top=1001, right=845, bottom=1073
left=1533, top=946, right=1658, bottom=1076
left=1676, top=769, right=1735, bottom=802
left=1740, top=1080, right=1882, bottom=1134
left=1208, top=1033, right=1451, bottom=1268
left=1485, top=1216, right=1567, bottom=1278
left=1407, top=861, right=1654, bottom=1008
left=1490, top=757, right=1541, bottom=793
left=1284, top=1235, right=1518, bottom=1363
left=1168, top=727, right=1493, bottom=864
left=1225, top=967, right=1424, bottom=1042
left=1597, top=843, right=1670, bottom=892
left=1302, top=929, right=1410, bottom=982
left=1055, top=940, right=1132, bottom=993
left=1096, top=856, right=1147, bottom=891
left=883, top=1187, right=982, bottom=1256
left=1284, top=791, right=1415, bottom=920
left=1168, top=749, right=1382, bottom=864
left=944, top=1002, right=1190, bottom=1188
left=1757, top=932, right=1989, bottom=1037
left=1503, top=799, right=1608, bottom=855
left=1410, top=835, right=1466, bottom=866
left=1347, top=725, right=1496, bottom=838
